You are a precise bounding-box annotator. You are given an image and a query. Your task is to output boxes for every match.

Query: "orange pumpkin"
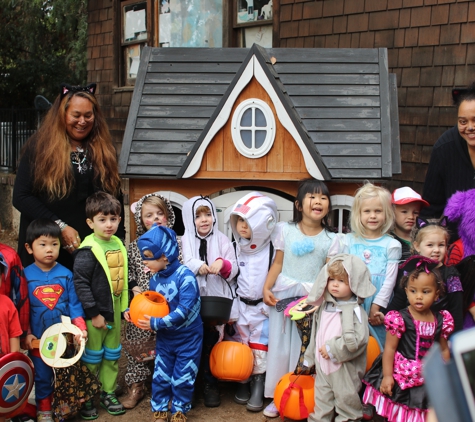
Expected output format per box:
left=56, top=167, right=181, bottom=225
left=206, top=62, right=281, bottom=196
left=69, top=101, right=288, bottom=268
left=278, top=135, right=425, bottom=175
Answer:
left=274, top=372, right=315, bottom=420
left=129, top=291, right=169, bottom=327
left=210, top=341, right=253, bottom=381
left=366, top=335, right=381, bottom=372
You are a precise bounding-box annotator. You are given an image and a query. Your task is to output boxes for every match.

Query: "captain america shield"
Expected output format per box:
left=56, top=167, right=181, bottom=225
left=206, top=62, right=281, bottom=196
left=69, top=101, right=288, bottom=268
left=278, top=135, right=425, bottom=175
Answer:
left=0, top=352, right=34, bottom=417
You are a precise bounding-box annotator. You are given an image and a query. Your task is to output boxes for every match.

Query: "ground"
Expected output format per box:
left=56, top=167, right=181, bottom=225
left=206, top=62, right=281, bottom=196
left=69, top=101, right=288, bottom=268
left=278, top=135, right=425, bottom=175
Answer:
left=1, top=228, right=382, bottom=422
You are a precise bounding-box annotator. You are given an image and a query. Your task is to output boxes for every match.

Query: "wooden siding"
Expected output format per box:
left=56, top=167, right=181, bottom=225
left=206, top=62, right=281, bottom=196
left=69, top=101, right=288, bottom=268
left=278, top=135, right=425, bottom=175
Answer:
left=194, top=77, right=310, bottom=180
left=119, top=47, right=398, bottom=180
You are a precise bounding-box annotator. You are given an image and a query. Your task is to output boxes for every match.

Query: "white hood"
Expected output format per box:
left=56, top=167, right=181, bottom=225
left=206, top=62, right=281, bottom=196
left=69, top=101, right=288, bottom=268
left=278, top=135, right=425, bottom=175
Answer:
left=230, top=192, right=278, bottom=254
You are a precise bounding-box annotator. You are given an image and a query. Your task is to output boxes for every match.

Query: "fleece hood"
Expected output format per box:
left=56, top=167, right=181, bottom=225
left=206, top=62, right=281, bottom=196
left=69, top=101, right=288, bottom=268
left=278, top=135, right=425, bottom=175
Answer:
left=307, top=254, right=376, bottom=305
left=131, top=193, right=175, bottom=237
left=230, top=192, right=278, bottom=254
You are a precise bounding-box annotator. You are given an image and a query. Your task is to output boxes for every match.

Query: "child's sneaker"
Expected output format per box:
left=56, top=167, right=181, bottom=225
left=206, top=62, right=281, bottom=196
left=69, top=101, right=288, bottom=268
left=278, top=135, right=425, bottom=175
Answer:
left=80, top=400, right=98, bottom=420
left=151, top=410, right=168, bottom=421
left=100, top=392, right=126, bottom=415
left=170, top=411, right=187, bottom=422
left=36, top=411, right=53, bottom=422
left=263, top=400, right=279, bottom=418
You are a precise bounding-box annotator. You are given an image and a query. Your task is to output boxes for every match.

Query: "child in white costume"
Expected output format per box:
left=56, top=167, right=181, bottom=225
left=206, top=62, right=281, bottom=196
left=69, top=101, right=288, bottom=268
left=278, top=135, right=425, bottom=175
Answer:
left=181, top=195, right=238, bottom=407
left=303, top=254, right=376, bottom=422
left=230, top=192, right=278, bottom=412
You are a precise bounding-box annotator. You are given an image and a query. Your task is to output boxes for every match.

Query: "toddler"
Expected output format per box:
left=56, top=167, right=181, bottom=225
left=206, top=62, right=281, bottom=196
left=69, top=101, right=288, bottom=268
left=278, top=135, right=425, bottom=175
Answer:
left=303, top=254, right=376, bottom=422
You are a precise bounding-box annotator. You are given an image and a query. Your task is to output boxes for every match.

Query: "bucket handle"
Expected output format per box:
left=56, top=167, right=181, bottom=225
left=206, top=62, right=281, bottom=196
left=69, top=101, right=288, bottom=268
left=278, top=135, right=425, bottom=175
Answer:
left=207, top=274, right=237, bottom=300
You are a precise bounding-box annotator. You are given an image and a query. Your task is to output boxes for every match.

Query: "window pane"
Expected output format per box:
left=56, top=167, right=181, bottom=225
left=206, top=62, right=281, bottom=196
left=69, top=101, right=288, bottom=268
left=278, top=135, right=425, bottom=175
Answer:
left=241, top=130, right=252, bottom=148
left=124, top=2, right=147, bottom=42
left=241, top=108, right=252, bottom=127
left=255, top=130, right=266, bottom=148
left=255, top=108, right=266, bottom=127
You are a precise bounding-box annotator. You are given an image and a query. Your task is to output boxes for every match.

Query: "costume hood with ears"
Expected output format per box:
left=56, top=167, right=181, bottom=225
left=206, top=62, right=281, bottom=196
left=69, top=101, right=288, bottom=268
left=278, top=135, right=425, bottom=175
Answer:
left=130, top=192, right=176, bottom=238
left=306, top=254, right=376, bottom=305
left=444, top=189, right=475, bottom=256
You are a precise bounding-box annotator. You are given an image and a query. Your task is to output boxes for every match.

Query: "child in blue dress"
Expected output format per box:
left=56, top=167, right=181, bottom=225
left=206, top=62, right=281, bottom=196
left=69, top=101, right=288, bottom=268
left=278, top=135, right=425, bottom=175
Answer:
left=328, top=182, right=401, bottom=349
left=262, top=179, right=336, bottom=418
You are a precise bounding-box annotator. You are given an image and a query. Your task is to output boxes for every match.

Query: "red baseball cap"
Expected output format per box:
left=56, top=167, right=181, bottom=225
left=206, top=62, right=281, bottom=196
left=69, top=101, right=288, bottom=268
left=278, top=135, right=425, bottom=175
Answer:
left=392, top=187, right=429, bottom=207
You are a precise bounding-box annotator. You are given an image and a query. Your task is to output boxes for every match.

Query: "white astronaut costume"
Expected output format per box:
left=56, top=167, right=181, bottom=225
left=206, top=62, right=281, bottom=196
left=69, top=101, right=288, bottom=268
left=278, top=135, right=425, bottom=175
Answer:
left=230, top=192, right=278, bottom=411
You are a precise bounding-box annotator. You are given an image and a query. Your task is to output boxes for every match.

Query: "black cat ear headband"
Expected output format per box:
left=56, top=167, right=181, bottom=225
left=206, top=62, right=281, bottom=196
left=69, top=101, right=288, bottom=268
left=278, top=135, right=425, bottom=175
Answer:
left=399, top=255, right=439, bottom=276
left=416, top=216, right=448, bottom=230
left=60, top=83, right=97, bottom=99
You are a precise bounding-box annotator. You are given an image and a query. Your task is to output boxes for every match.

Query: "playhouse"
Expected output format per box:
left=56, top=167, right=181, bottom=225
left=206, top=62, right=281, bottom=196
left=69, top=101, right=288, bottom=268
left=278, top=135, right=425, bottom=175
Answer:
left=119, top=44, right=400, bottom=237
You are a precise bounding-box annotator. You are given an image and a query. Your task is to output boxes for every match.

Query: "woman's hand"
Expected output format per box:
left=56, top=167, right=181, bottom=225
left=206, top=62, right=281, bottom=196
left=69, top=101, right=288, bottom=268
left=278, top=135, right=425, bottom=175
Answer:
left=61, top=225, right=81, bottom=254
left=263, top=288, right=278, bottom=307
left=380, top=375, right=394, bottom=396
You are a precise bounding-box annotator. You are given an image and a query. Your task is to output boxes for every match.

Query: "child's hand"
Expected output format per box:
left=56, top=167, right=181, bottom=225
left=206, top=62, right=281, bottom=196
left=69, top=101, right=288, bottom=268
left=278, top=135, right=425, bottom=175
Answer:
left=208, top=259, right=223, bottom=275
left=137, top=315, right=152, bottom=330
left=369, top=304, right=383, bottom=325
left=123, top=309, right=131, bottom=322
left=75, top=330, right=88, bottom=345
left=199, top=263, right=209, bottom=275
left=263, top=288, right=278, bottom=307
left=380, top=375, right=394, bottom=396
left=91, top=314, right=108, bottom=330
left=25, top=334, right=37, bottom=350
left=319, top=345, right=330, bottom=360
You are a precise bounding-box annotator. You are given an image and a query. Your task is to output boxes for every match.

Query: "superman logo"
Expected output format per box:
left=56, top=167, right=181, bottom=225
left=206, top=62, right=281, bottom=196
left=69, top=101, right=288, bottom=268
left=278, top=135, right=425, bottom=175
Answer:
left=33, top=284, right=64, bottom=310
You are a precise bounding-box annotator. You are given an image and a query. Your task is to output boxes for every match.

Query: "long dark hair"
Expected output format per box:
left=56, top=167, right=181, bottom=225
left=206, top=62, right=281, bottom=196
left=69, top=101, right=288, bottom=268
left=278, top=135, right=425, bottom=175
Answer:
left=292, top=178, right=332, bottom=231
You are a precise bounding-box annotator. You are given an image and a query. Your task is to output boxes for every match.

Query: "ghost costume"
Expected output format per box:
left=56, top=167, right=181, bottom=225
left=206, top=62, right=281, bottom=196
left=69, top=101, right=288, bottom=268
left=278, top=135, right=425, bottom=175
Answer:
left=304, top=254, right=376, bottom=422
left=230, top=192, right=278, bottom=374
left=181, top=196, right=238, bottom=388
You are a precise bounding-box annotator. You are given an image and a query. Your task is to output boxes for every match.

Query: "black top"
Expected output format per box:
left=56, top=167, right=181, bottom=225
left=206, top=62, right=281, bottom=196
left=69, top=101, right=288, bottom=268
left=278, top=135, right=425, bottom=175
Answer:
left=421, top=125, right=475, bottom=240
left=12, top=140, right=125, bottom=270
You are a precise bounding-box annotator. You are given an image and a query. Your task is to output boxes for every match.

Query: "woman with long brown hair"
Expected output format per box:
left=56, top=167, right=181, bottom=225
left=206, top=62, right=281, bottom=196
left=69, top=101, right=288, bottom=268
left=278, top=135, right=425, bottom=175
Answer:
left=13, top=83, right=125, bottom=270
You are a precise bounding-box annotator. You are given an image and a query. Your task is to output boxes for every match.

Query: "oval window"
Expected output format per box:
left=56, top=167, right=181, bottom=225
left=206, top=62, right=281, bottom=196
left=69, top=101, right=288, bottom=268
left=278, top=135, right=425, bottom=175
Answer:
left=231, top=98, right=275, bottom=158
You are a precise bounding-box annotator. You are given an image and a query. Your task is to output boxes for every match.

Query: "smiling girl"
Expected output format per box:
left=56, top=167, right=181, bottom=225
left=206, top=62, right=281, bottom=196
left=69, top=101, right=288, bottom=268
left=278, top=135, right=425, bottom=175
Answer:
left=328, top=182, right=401, bottom=349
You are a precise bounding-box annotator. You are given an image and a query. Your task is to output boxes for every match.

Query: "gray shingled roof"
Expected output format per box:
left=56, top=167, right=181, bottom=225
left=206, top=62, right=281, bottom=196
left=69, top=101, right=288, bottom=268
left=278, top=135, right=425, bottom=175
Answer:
left=119, top=45, right=400, bottom=180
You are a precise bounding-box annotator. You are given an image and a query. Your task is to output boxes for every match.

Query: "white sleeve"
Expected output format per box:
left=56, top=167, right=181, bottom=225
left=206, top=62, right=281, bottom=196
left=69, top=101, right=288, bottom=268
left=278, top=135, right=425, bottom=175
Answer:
left=373, top=240, right=402, bottom=308
left=218, top=233, right=239, bottom=280
left=181, top=236, right=204, bottom=275
left=327, top=233, right=349, bottom=258
left=271, top=222, right=286, bottom=251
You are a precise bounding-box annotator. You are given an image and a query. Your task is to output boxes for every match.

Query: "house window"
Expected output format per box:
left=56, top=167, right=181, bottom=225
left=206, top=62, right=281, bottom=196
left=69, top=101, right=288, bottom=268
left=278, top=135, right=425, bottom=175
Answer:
left=231, top=98, right=275, bottom=159
left=330, top=195, right=354, bottom=234
left=120, top=0, right=152, bottom=86
left=234, top=0, right=273, bottom=48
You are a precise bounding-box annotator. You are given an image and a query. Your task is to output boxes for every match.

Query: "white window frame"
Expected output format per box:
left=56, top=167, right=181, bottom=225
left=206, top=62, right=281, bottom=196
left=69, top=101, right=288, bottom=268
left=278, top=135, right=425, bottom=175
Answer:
left=231, top=98, right=275, bottom=158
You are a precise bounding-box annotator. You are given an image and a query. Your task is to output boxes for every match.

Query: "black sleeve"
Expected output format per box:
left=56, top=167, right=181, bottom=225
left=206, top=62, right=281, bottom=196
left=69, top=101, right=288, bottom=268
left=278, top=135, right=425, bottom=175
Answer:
left=384, top=268, right=407, bottom=314
left=12, top=144, right=60, bottom=222
left=73, top=249, right=100, bottom=319
left=420, top=143, right=446, bottom=219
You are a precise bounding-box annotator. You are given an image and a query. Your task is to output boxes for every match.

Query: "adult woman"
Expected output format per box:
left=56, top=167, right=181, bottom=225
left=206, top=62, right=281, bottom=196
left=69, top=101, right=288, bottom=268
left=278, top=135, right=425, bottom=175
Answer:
left=13, top=83, right=125, bottom=270
left=421, top=82, right=475, bottom=239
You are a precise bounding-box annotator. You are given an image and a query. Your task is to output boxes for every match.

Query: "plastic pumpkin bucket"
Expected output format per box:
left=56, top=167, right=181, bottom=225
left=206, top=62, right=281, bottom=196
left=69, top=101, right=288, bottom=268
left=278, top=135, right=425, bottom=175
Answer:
left=274, top=372, right=315, bottom=420
left=129, top=291, right=169, bottom=327
left=366, top=335, right=381, bottom=372
left=210, top=341, right=253, bottom=381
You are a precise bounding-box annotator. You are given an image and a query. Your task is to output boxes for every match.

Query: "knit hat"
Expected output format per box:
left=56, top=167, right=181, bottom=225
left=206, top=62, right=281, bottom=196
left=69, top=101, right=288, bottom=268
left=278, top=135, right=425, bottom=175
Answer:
left=392, top=187, right=429, bottom=207
left=137, top=224, right=179, bottom=263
